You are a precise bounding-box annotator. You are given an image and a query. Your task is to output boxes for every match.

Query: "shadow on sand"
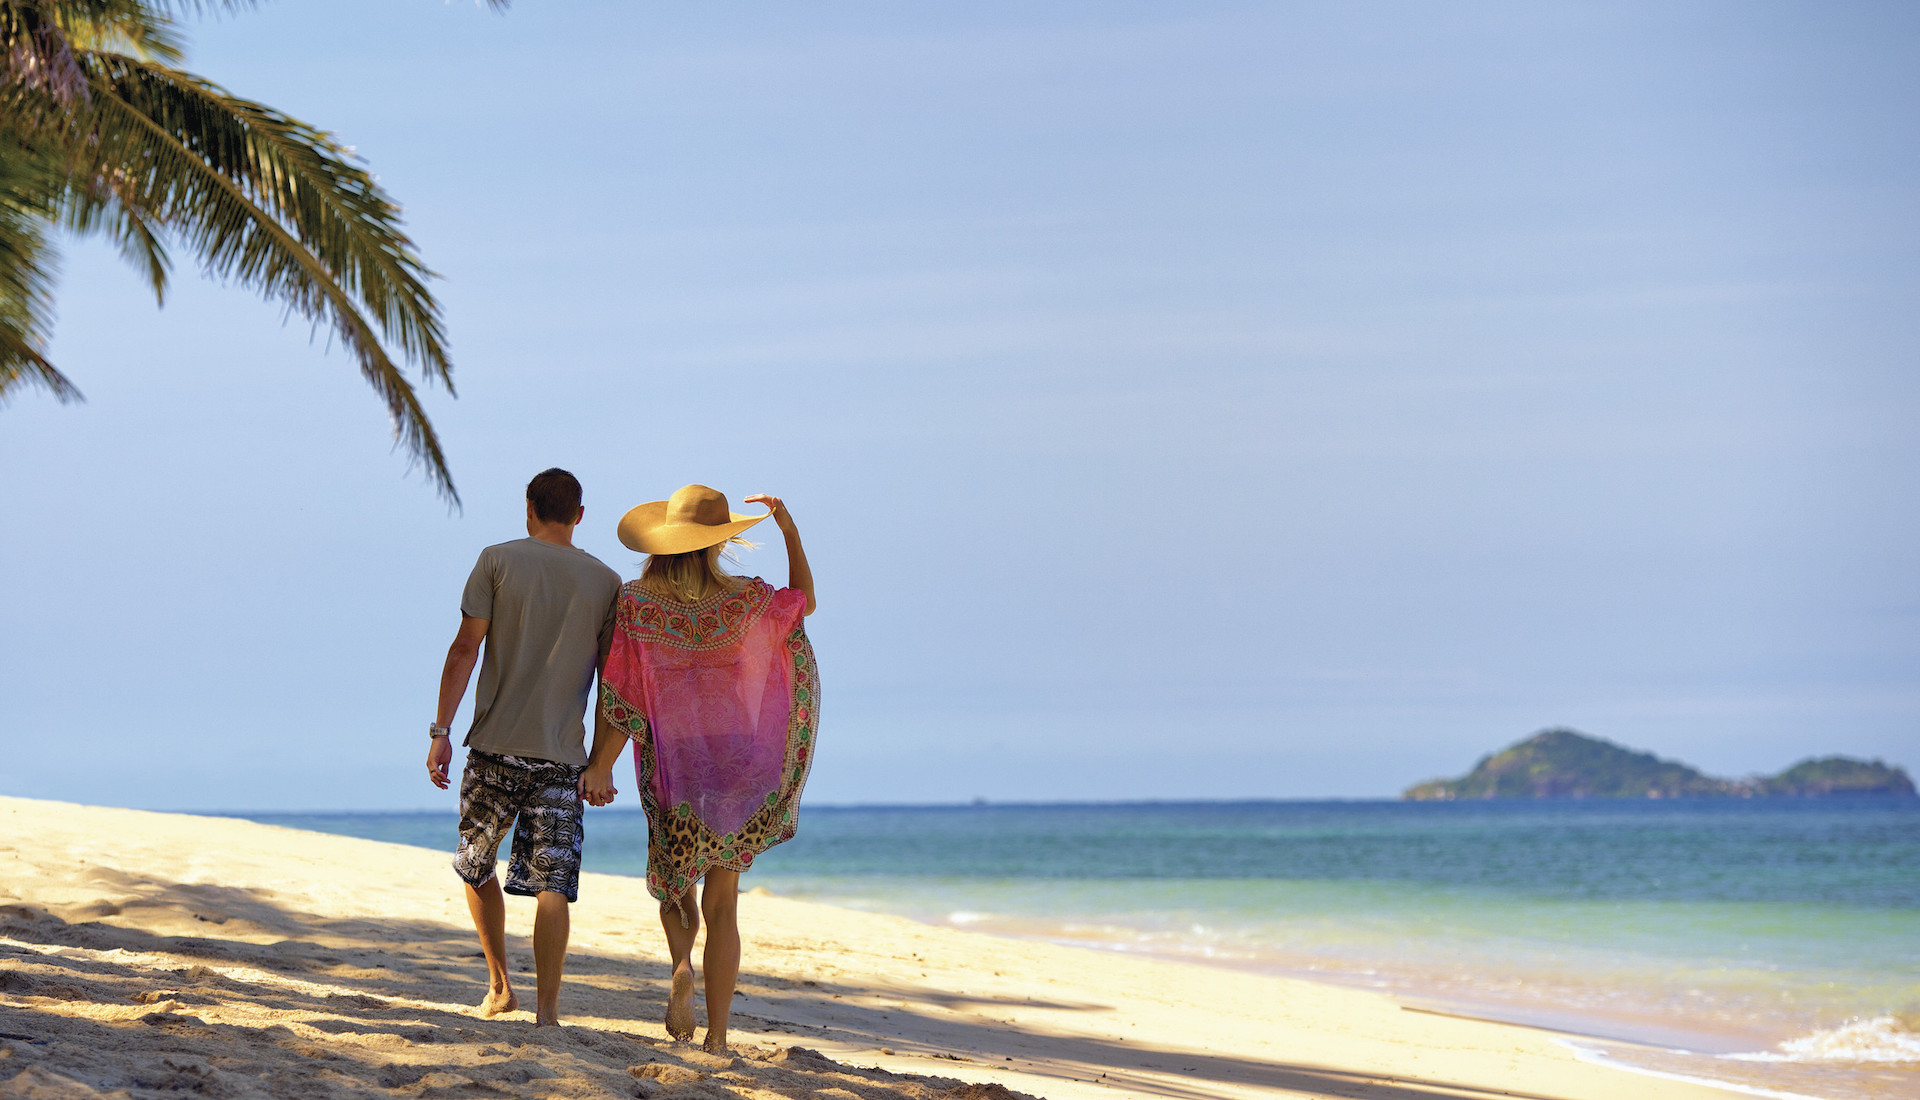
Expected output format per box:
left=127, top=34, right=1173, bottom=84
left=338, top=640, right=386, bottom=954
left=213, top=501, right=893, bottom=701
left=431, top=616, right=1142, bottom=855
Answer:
left=0, top=880, right=1577, bottom=1100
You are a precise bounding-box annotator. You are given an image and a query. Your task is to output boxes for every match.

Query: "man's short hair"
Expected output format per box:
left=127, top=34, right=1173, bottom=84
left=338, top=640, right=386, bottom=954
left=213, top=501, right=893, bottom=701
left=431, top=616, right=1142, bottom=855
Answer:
left=527, top=468, right=583, bottom=524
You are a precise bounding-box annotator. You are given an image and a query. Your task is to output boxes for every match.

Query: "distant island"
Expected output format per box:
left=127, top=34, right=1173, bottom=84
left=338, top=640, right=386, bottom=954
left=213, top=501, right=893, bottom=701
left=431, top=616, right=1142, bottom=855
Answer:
left=1403, top=728, right=1916, bottom=800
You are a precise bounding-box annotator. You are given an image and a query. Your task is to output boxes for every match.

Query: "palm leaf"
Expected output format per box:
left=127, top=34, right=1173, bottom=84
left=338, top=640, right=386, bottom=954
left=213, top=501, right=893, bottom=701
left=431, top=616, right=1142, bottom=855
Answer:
left=63, top=169, right=171, bottom=301
left=1, top=0, right=493, bottom=501
left=24, top=66, right=458, bottom=499
left=2, top=1, right=91, bottom=102
left=92, top=55, right=454, bottom=388
left=0, top=128, right=80, bottom=402
left=0, top=323, right=81, bottom=402
left=35, top=63, right=459, bottom=501
left=53, top=1, right=186, bottom=63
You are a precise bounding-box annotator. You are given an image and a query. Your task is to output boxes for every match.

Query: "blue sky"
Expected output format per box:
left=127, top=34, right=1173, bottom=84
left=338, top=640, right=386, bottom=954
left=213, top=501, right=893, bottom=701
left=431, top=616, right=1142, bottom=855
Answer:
left=2, top=1, right=1916, bottom=809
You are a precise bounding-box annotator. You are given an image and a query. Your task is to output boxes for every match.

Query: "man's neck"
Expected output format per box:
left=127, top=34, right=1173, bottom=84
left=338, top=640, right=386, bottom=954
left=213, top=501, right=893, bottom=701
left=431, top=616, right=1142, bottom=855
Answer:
left=527, top=524, right=576, bottom=548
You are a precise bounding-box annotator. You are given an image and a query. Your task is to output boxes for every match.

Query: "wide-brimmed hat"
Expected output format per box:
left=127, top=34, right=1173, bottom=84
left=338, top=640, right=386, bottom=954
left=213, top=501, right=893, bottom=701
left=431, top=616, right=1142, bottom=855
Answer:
left=617, top=484, right=767, bottom=555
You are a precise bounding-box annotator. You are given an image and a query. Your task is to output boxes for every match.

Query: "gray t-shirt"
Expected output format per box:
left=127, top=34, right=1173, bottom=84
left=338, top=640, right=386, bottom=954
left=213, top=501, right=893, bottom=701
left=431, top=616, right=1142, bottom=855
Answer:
left=459, top=538, right=622, bottom=765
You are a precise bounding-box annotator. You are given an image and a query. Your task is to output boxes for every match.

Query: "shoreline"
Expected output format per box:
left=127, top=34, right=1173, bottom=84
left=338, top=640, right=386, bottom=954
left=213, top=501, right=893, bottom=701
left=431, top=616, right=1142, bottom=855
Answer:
left=221, top=806, right=1818, bottom=1057
left=1552, top=1040, right=1833, bottom=1100
left=0, top=796, right=1816, bottom=1099
left=857, top=910, right=1787, bottom=1050
left=763, top=897, right=1916, bottom=1100
left=241, top=801, right=1917, bottom=1098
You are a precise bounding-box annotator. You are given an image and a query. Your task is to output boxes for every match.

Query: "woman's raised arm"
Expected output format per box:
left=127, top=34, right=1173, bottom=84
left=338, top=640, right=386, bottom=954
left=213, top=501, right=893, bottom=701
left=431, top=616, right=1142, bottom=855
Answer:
left=744, top=494, right=816, bottom=615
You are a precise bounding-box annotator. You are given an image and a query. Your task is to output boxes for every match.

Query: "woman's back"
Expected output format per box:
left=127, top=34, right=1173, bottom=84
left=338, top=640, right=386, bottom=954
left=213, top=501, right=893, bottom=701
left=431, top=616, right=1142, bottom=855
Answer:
left=612, top=578, right=813, bottom=837
left=600, top=574, right=818, bottom=901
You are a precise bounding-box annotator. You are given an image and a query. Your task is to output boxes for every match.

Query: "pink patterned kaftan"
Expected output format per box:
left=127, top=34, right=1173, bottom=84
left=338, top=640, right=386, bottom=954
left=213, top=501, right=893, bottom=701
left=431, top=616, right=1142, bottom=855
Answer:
left=598, top=577, right=818, bottom=902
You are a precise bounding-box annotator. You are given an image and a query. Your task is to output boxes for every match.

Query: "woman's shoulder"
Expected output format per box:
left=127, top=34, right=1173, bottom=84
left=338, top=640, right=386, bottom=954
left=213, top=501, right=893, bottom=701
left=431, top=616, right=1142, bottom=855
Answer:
left=758, top=579, right=807, bottom=617
left=622, top=576, right=763, bottom=605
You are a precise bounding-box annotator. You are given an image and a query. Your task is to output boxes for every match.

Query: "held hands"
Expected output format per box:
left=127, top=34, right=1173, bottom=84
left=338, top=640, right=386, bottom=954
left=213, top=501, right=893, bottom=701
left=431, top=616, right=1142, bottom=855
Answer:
left=426, top=736, right=452, bottom=790
left=431, top=739, right=618, bottom=805
left=579, top=766, right=619, bottom=807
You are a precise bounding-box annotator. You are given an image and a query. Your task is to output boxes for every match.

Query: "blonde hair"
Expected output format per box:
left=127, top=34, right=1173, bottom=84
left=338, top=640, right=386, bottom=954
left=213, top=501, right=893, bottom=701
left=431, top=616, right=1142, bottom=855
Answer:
left=639, top=539, right=751, bottom=603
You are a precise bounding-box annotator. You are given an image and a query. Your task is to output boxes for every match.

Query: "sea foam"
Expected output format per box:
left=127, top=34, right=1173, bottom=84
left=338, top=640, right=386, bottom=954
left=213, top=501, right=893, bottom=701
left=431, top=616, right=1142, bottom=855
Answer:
left=1727, top=1016, right=1920, bottom=1064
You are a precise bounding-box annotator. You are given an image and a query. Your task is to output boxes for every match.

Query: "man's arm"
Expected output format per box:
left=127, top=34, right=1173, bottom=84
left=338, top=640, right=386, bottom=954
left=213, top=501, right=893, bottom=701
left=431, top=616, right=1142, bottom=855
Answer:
left=427, top=614, right=489, bottom=790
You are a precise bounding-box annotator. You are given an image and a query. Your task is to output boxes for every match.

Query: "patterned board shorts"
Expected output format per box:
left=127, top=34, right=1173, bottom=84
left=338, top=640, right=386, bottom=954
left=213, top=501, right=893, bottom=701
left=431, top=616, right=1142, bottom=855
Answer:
left=454, top=750, right=585, bottom=903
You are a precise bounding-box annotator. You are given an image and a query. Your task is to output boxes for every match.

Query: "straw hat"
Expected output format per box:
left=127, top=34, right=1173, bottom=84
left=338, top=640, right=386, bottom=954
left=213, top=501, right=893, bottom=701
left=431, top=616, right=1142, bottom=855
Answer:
left=617, top=484, right=767, bottom=555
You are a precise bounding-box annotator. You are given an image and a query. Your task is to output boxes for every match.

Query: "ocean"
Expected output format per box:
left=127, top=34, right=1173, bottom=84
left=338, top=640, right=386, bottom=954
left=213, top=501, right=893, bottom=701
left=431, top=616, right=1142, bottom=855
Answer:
left=238, top=798, right=1920, bottom=1100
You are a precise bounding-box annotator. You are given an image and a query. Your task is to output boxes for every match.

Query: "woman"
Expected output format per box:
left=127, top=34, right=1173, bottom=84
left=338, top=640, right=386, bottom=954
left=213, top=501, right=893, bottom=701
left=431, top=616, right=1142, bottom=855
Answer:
left=580, top=484, right=817, bottom=1052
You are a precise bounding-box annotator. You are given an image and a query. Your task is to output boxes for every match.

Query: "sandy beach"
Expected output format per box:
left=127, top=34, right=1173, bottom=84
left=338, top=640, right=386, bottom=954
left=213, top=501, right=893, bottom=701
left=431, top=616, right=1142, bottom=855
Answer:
left=0, top=796, right=1755, bottom=1100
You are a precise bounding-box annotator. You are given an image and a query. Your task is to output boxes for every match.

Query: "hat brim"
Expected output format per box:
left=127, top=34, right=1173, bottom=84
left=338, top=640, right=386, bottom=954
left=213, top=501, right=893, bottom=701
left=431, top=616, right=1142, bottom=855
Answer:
left=617, top=501, right=768, bottom=555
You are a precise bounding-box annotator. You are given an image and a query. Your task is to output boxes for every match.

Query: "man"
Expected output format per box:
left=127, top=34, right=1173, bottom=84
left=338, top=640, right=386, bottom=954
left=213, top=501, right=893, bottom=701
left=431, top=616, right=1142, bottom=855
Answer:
left=426, top=468, right=622, bottom=1026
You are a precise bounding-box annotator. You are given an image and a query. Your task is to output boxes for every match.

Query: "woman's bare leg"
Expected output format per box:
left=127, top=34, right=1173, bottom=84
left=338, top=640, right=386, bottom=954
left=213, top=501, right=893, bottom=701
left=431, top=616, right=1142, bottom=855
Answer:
left=699, top=870, right=741, bottom=1052
left=658, top=888, right=699, bottom=1040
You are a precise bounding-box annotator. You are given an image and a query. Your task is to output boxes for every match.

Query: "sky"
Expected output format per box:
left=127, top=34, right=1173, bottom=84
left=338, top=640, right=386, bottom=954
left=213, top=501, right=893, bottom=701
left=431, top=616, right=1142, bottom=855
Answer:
left=2, top=0, right=1916, bottom=810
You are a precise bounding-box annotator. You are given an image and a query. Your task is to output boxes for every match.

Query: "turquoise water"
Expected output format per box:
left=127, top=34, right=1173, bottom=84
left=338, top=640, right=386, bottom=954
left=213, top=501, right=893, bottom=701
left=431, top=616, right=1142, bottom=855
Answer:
left=241, top=799, right=1920, bottom=1098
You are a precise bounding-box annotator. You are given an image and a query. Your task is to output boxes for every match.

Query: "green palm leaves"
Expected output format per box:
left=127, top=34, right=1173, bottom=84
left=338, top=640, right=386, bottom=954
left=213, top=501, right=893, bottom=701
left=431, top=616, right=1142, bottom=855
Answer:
left=2, top=0, right=463, bottom=503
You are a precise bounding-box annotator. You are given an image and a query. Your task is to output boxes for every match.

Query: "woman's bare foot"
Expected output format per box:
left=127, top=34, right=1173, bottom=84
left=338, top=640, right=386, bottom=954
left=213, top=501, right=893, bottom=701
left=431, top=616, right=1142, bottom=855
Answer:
left=535, top=1009, right=561, bottom=1028
left=665, top=964, right=696, bottom=1041
left=478, top=988, right=518, bottom=1017
left=701, top=1030, right=728, bottom=1055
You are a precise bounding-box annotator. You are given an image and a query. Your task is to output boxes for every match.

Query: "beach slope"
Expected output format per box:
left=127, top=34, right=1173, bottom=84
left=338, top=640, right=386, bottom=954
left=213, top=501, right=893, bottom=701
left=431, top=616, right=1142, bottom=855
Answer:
left=0, top=797, right=1743, bottom=1100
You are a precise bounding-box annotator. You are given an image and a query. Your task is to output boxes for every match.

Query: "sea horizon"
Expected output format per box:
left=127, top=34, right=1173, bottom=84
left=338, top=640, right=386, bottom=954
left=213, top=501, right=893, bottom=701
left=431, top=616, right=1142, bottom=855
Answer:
left=186, top=790, right=1920, bottom=814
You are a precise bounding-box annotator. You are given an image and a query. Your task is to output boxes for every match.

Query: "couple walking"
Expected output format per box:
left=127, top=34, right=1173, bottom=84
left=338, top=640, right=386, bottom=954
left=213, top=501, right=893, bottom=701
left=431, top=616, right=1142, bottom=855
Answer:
left=425, top=469, right=819, bottom=1051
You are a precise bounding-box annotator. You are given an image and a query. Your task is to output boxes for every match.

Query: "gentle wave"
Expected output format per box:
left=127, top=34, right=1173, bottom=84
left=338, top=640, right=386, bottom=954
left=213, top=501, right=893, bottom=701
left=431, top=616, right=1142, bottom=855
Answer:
left=1728, top=1017, right=1920, bottom=1065
left=1556, top=1040, right=1834, bottom=1100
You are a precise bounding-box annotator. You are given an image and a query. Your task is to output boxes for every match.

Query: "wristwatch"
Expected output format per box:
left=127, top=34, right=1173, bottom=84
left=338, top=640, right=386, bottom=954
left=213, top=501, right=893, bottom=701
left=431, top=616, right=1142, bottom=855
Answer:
left=429, top=724, right=452, bottom=739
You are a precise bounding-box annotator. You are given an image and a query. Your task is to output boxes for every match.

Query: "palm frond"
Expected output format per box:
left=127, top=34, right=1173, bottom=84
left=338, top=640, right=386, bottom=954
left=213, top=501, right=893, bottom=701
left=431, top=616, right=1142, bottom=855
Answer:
left=2, top=2, right=91, bottom=103
left=0, top=322, right=82, bottom=402
left=60, top=2, right=185, bottom=64
left=2, top=0, right=475, bottom=502
left=0, top=128, right=79, bottom=403
left=5, top=1, right=188, bottom=67
left=47, top=63, right=459, bottom=502
left=63, top=171, right=170, bottom=302
left=91, top=55, right=453, bottom=387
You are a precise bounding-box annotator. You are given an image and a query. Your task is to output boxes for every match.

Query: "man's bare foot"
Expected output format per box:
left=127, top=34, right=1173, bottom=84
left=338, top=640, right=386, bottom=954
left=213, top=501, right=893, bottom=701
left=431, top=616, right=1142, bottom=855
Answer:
left=535, top=1009, right=560, bottom=1028
left=478, top=988, right=518, bottom=1017
left=665, top=964, right=695, bottom=1041
left=701, top=1030, right=728, bottom=1055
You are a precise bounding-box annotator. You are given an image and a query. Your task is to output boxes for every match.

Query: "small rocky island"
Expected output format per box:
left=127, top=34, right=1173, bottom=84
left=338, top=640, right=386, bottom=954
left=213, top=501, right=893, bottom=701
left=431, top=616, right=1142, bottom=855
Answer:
left=1403, top=728, right=1916, bottom=800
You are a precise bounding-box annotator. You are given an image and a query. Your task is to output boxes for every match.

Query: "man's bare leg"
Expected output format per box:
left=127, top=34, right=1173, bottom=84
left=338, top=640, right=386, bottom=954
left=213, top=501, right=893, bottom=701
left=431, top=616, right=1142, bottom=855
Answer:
left=532, top=890, right=570, bottom=1027
left=463, top=877, right=517, bottom=1016
left=658, top=888, right=699, bottom=1040
left=699, top=870, right=741, bottom=1053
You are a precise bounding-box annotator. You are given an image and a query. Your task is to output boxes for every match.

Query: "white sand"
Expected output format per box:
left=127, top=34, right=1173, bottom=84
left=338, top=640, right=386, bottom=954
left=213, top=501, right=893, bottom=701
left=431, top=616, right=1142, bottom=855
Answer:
left=0, top=796, right=1748, bottom=1099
